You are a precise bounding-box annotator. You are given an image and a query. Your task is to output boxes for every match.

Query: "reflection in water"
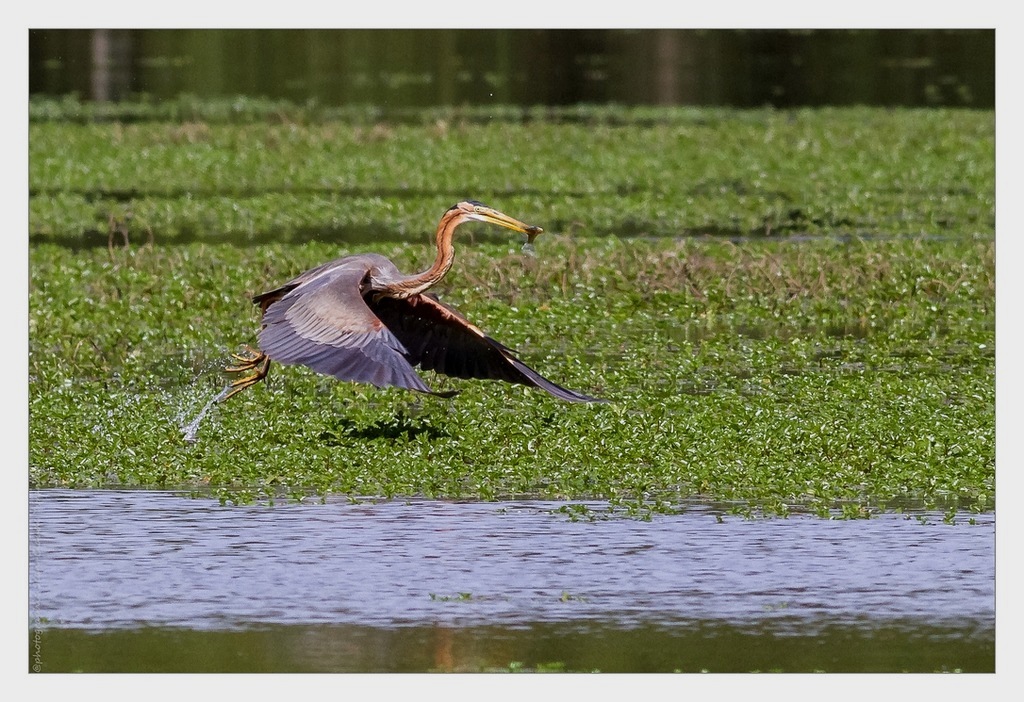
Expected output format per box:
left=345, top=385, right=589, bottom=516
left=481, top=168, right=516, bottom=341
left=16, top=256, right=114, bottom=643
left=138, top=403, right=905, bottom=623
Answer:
left=31, top=619, right=993, bottom=673
left=28, top=490, right=994, bottom=672
left=29, top=29, right=994, bottom=109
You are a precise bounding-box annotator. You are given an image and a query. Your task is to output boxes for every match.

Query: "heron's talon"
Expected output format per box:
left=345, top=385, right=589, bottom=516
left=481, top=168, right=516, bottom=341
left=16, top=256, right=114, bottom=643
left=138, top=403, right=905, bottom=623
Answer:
left=229, top=345, right=263, bottom=364
left=226, top=358, right=258, bottom=372
left=222, top=349, right=271, bottom=400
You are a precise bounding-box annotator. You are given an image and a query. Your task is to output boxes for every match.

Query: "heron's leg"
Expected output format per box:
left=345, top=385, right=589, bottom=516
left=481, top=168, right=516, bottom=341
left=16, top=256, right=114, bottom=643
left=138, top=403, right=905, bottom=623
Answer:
left=222, top=348, right=272, bottom=400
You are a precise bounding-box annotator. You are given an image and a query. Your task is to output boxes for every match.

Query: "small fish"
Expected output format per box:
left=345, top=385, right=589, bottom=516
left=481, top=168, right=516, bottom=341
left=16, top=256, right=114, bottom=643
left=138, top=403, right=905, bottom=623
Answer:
left=523, top=225, right=542, bottom=255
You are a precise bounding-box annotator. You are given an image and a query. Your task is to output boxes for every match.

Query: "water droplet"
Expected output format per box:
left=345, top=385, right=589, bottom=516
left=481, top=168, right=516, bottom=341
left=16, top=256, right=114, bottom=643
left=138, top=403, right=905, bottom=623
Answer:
left=181, top=386, right=232, bottom=443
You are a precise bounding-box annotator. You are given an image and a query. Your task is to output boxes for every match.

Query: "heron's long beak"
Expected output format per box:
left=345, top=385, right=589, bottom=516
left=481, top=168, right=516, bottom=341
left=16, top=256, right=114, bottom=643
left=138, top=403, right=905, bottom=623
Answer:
left=471, top=207, right=544, bottom=242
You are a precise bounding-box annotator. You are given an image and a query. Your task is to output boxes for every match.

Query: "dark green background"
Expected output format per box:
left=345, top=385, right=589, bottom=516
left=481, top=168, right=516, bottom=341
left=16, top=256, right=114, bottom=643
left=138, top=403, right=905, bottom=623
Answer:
left=30, top=29, right=994, bottom=108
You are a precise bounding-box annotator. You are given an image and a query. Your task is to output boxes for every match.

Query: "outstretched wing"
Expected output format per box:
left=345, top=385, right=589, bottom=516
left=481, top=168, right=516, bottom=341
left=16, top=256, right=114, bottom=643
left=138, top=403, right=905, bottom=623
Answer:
left=256, top=259, right=443, bottom=395
left=368, top=293, right=604, bottom=403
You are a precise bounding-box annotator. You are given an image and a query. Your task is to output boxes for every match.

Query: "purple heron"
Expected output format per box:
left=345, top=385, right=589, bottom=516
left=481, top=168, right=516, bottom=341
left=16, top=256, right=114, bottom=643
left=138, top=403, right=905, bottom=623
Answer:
left=224, top=201, right=603, bottom=403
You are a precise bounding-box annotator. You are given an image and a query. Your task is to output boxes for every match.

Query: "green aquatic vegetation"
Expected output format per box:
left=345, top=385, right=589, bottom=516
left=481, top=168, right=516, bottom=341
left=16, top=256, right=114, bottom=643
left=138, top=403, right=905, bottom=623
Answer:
left=429, top=593, right=473, bottom=602
left=29, top=234, right=994, bottom=515
left=29, top=105, right=993, bottom=243
left=27, top=103, right=994, bottom=515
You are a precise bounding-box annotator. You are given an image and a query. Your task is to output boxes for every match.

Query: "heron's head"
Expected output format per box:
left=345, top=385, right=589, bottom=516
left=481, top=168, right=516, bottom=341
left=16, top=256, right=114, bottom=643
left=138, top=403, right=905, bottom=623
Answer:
left=450, top=201, right=543, bottom=242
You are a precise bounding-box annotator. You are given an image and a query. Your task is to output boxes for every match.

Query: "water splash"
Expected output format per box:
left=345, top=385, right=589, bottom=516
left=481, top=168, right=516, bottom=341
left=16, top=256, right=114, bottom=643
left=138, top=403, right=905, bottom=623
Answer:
left=521, top=241, right=537, bottom=257
left=181, top=386, right=232, bottom=443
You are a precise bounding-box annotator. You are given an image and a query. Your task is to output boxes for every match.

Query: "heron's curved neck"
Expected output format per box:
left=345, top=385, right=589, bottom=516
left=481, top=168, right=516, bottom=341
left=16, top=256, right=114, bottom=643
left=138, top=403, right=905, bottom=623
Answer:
left=383, top=214, right=458, bottom=298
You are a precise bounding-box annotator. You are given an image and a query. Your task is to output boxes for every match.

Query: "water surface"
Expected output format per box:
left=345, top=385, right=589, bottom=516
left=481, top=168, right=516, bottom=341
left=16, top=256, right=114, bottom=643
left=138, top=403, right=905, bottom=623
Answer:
left=30, top=29, right=994, bottom=108
left=29, top=490, right=994, bottom=672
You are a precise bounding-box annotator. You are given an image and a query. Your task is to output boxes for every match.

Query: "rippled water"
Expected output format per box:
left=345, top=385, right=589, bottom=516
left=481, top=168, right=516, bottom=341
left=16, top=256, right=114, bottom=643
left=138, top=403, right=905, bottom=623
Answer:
left=28, top=490, right=994, bottom=672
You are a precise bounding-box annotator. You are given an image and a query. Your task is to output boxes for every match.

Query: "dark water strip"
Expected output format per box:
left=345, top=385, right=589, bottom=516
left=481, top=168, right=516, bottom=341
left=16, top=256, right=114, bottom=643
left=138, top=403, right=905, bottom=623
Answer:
left=30, top=619, right=992, bottom=673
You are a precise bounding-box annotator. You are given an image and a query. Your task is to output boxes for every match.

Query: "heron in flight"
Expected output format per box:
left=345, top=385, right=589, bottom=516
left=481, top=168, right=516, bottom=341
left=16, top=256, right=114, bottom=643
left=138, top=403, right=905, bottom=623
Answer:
left=224, top=201, right=603, bottom=403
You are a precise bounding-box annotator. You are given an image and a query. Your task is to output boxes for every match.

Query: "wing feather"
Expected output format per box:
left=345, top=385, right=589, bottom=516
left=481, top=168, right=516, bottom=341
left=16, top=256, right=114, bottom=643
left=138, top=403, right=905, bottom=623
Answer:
left=252, top=255, right=602, bottom=402
left=256, top=259, right=437, bottom=394
left=368, top=294, right=603, bottom=403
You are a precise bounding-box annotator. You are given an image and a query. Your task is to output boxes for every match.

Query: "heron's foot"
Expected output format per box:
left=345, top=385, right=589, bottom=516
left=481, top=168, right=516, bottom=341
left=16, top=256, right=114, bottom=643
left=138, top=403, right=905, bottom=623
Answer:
left=222, top=347, right=271, bottom=401
left=225, top=344, right=264, bottom=372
